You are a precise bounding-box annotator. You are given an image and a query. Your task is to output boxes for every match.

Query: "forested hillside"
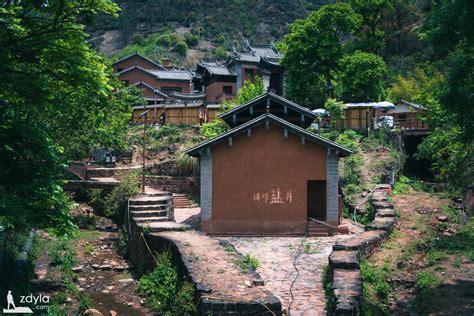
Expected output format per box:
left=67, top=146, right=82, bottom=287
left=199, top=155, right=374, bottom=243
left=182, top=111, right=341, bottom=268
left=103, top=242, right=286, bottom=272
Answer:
left=88, top=0, right=333, bottom=55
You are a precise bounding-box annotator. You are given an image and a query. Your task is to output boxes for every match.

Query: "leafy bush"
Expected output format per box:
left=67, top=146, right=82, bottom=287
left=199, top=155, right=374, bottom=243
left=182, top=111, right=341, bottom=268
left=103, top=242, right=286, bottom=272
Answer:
left=138, top=250, right=196, bottom=314
left=49, top=238, right=78, bottom=268
left=174, top=40, right=188, bottom=57
left=175, top=153, right=199, bottom=176
left=200, top=118, right=229, bottom=139
left=104, top=172, right=140, bottom=223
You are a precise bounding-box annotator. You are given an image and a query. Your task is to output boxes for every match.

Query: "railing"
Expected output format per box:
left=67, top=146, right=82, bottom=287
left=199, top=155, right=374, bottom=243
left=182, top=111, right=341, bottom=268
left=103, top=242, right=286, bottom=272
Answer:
left=394, top=118, right=429, bottom=130
left=308, top=217, right=337, bottom=230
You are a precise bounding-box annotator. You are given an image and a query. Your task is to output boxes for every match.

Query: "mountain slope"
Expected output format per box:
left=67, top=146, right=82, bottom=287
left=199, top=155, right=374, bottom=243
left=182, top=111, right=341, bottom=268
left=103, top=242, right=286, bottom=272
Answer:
left=88, top=0, right=333, bottom=55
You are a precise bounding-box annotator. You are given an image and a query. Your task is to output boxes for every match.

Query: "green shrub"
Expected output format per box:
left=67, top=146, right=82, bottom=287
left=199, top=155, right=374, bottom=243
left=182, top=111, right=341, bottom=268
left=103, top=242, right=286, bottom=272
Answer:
left=200, top=118, right=229, bottom=139
left=88, top=188, right=108, bottom=214
left=174, top=40, right=188, bottom=57
left=416, top=271, right=439, bottom=291
left=104, top=172, right=140, bottom=223
left=49, top=238, right=78, bottom=268
left=236, top=254, right=260, bottom=272
left=138, top=250, right=196, bottom=314
left=425, top=249, right=447, bottom=266
left=360, top=260, right=392, bottom=303
left=175, top=153, right=199, bottom=176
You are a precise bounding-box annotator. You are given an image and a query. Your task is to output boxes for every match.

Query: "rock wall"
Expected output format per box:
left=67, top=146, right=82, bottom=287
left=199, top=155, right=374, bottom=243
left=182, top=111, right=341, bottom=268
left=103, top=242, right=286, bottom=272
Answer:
left=145, top=176, right=198, bottom=195
left=127, top=229, right=281, bottom=315
left=327, top=184, right=396, bottom=315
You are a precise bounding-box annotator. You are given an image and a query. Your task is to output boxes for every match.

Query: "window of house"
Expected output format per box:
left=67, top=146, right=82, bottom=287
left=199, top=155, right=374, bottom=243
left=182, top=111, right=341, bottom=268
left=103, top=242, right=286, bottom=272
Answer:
left=223, top=86, right=233, bottom=95
left=398, top=114, right=407, bottom=122
left=161, top=87, right=182, bottom=95
left=122, top=80, right=129, bottom=87
left=244, top=68, right=254, bottom=77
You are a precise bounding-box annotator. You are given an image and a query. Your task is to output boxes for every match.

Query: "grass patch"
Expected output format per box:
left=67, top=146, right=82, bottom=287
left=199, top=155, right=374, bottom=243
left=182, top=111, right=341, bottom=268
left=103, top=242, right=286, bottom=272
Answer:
left=416, top=271, right=440, bottom=291
left=78, top=230, right=101, bottom=240
left=425, top=249, right=447, bottom=266
left=236, top=254, right=260, bottom=272
left=361, top=260, right=392, bottom=306
left=138, top=250, right=196, bottom=315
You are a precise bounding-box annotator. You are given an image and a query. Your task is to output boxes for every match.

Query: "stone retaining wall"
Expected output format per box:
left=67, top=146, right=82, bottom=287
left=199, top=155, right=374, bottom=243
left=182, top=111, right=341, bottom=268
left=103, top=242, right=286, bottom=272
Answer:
left=145, top=176, right=198, bottom=195
left=127, top=228, right=281, bottom=315
left=327, top=185, right=396, bottom=315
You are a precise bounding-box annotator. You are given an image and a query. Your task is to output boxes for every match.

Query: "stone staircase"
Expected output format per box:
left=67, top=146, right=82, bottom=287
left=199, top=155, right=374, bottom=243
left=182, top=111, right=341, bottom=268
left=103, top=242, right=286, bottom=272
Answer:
left=307, top=221, right=330, bottom=237
left=172, top=193, right=197, bottom=209
left=129, top=192, right=187, bottom=232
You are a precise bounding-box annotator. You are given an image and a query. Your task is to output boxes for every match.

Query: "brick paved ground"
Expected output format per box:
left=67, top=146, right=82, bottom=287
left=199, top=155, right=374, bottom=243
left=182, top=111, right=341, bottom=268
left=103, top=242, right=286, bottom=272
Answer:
left=224, top=235, right=355, bottom=316
left=171, top=207, right=361, bottom=315
left=157, top=230, right=277, bottom=303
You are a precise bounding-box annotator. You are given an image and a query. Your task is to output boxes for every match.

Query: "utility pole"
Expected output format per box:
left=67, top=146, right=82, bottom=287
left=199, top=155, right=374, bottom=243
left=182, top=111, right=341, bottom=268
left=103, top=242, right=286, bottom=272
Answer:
left=139, top=110, right=150, bottom=194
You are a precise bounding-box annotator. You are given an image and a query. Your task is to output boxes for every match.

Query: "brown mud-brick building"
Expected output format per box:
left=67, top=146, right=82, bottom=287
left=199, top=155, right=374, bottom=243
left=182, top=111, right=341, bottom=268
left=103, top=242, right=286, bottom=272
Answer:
left=185, top=93, right=352, bottom=236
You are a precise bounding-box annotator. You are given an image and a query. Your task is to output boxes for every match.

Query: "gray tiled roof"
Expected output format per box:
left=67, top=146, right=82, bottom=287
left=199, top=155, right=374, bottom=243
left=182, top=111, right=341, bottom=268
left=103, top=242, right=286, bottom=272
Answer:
left=185, top=113, right=353, bottom=157
left=199, top=61, right=236, bottom=76
left=148, top=70, right=193, bottom=81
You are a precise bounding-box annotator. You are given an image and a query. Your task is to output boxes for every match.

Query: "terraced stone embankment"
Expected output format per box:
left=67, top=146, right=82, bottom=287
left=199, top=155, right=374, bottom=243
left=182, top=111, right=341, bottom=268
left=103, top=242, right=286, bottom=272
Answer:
left=328, top=185, right=396, bottom=315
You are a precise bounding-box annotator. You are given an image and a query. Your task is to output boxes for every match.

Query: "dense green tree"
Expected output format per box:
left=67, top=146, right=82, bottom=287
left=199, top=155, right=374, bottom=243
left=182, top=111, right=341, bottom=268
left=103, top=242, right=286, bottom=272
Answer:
left=237, top=76, right=264, bottom=104
left=338, top=51, right=388, bottom=102
left=417, top=0, right=474, bottom=192
left=0, top=0, right=137, bottom=233
left=350, top=0, right=393, bottom=54
left=281, top=3, right=362, bottom=108
left=174, top=40, right=188, bottom=57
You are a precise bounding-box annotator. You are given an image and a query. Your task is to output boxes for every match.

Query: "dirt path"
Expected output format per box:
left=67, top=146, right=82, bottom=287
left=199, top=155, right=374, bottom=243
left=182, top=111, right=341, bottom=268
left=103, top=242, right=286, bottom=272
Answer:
left=368, top=187, right=474, bottom=315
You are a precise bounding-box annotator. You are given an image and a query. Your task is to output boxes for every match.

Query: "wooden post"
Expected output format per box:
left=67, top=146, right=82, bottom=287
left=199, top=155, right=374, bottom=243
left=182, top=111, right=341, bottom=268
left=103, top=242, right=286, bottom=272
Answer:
left=142, top=111, right=147, bottom=193
left=139, top=110, right=150, bottom=194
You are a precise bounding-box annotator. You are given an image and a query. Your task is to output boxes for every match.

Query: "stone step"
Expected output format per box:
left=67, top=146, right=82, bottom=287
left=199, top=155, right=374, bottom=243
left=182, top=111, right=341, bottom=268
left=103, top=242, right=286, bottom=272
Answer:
left=308, top=232, right=329, bottom=237
left=129, top=196, right=170, bottom=205
left=130, top=210, right=167, bottom=218
left=137, top=221, right=188, bottom=232
left=141, top=192, right=172, bottom=197
left=133, top=216, right=169, bottom=223
left=129, top=204, right=167, bottom=211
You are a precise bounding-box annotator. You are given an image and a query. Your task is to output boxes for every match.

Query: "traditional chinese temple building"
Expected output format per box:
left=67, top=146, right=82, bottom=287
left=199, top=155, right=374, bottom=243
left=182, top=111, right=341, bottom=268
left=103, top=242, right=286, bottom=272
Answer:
left=185, top=93, right=352, bottom=236
left=194, top=39, right=284, bottom=104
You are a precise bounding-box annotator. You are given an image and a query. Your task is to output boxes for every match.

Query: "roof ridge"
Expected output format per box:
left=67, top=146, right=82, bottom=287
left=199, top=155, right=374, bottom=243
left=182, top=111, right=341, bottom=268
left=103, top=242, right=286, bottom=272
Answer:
left=185, top=113, right=353, bottom=157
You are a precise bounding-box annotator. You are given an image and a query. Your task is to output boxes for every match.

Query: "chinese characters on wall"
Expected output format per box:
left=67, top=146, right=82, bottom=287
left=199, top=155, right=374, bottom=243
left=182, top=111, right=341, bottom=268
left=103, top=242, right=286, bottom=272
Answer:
left=252, top=187, right=293, bottom=204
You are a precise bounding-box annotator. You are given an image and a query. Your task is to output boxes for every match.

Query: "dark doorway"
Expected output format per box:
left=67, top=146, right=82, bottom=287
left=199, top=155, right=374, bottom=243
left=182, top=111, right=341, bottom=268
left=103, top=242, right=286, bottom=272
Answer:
left=403, top=134, right=434, bottom=181
left=307, top=180, right=326, bottom=221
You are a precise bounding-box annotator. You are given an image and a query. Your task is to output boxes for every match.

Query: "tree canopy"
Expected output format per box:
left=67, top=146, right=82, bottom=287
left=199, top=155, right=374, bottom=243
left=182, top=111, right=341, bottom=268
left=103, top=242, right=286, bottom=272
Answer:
left=280, top=3, right=362, bottom=107
left=0, top=0, right=140, bottom=234
left=339, top=51, right=387, bottom=102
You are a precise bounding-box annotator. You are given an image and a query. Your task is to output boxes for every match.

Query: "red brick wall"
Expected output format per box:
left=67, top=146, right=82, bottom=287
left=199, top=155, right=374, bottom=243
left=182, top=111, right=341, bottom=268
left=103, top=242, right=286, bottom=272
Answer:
left=205, top=82, right=236, bottom=103
left=118, top=68, right=191, bottom=94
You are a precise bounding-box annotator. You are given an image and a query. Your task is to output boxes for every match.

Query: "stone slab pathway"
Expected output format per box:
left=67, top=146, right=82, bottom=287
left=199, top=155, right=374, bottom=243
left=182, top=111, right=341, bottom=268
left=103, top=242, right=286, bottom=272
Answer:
left=224, top=235, right=356, bottom=316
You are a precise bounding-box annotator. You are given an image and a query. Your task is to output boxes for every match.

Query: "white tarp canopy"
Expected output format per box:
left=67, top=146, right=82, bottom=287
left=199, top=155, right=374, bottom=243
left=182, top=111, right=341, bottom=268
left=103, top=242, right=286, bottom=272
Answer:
left=344, top=101, right=396, bottom=109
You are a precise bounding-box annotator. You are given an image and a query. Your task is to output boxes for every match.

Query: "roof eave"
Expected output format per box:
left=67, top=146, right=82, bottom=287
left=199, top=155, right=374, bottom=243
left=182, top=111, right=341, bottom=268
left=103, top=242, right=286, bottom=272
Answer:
left=185, top=113, right=352, bottom=157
